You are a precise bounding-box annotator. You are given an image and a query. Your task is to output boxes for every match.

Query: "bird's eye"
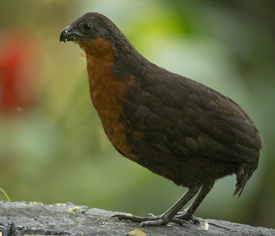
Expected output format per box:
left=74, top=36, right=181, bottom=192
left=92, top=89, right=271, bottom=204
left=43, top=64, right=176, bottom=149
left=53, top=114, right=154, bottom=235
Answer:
left=83, top=22, right=93, bottom=31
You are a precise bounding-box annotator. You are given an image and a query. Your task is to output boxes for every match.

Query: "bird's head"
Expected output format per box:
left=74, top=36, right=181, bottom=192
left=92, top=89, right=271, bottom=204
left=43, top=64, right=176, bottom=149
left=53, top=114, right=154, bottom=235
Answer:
left=60, top=12, right=141, bottom=77
left=60, top=12, right=122, bottom=57
left=60, top=13, right=114, bottom=42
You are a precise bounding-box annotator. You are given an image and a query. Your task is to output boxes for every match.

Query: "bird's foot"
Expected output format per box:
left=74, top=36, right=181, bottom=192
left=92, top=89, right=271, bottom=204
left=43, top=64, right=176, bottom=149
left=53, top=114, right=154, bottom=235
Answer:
left=112, top=213, right=191, bottom=226
left=175, top=211, right=200, bottom=224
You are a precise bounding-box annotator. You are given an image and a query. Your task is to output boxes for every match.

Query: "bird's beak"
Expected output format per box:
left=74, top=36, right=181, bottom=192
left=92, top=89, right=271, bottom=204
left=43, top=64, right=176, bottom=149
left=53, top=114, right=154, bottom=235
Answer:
left=60, top=26, right=83, bottom=42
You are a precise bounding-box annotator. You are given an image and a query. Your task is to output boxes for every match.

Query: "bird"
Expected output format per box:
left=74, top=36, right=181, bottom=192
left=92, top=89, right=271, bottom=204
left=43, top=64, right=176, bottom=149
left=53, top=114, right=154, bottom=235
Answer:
left=60, top=12, right=263, bottom=227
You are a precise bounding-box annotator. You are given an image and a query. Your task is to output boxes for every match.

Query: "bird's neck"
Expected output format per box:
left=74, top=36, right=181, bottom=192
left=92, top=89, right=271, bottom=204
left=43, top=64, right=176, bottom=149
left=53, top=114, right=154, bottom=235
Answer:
left=82, top=37, right=121, bottom=110
left=79, top=37, right=138, bottom=112
left=77, top=37, right=114, bottom=61
left=80, top=37, right=136, bottom=159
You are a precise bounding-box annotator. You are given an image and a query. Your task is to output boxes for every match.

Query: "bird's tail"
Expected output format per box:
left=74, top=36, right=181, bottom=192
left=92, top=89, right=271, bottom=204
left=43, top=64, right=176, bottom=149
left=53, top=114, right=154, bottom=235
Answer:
left=234, top=160, right=259, bottom=197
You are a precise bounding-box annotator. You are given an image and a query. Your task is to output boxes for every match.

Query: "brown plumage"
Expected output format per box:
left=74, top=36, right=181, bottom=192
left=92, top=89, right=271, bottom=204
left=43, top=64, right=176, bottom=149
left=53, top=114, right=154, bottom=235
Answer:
left=60, top=12, right=262, bottom=226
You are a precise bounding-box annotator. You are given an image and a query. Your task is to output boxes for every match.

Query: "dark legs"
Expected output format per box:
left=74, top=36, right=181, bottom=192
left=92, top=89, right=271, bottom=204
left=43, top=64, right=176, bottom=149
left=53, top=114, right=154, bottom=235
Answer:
left=176, top=180, right=215, bottom=223
left=113, top=180, right=215, bottom=226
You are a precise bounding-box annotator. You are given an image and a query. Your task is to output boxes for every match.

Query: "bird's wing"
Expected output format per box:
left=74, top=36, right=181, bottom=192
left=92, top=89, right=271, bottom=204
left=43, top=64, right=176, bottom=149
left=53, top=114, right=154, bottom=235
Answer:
left=129, top=72, right=262, bottom=163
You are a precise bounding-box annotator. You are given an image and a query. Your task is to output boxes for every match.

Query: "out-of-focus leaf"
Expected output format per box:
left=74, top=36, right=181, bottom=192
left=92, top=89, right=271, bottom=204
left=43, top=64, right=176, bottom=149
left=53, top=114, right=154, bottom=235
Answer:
left=125, top=229, right=146, bottom=236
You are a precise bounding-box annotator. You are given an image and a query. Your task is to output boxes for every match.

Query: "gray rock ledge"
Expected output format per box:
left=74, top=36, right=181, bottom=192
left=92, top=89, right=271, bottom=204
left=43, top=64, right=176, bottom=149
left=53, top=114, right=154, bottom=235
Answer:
left=0, top=201, right=274, bottom=236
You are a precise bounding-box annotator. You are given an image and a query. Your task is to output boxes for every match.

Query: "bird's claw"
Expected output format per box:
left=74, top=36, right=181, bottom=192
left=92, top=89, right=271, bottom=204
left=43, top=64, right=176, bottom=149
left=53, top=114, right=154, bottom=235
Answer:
left=175, top=211, right=200, bottom=224
left=111, top=214, right=148, bottom=223
left=112, top=213, right=192, bottom=226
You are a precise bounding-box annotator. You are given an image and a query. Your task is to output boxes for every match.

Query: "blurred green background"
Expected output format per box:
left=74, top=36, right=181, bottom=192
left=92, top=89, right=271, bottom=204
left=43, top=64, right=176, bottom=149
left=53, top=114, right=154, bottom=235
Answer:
left=0, top=0, right=274, bottom=229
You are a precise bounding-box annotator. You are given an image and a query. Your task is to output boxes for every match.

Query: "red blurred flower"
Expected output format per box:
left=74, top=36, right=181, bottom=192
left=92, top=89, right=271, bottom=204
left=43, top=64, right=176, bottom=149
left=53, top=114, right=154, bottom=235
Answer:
left=0, top=30, right=37, bottom=116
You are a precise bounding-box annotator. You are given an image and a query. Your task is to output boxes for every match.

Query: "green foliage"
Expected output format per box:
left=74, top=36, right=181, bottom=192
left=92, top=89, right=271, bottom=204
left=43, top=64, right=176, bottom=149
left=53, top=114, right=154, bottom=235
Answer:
left=0, top=187, right=11, bottom=202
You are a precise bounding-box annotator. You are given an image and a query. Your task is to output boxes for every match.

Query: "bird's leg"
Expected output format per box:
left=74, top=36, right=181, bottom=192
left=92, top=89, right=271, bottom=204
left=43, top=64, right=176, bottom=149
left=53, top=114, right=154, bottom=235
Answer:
left=176, top=180, right=215, bottom=223
left=112, top=185, right=201, bottom=226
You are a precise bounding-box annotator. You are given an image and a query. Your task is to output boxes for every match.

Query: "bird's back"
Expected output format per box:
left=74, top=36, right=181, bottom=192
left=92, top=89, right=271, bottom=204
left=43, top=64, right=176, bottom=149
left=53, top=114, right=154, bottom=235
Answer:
left=118, top=64, right=262, bottom=192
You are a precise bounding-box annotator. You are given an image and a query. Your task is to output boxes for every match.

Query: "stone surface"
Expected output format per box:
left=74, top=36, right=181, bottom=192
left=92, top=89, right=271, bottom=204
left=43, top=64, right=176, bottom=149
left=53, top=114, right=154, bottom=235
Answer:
left=0, top=201, right=274, bottom=236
